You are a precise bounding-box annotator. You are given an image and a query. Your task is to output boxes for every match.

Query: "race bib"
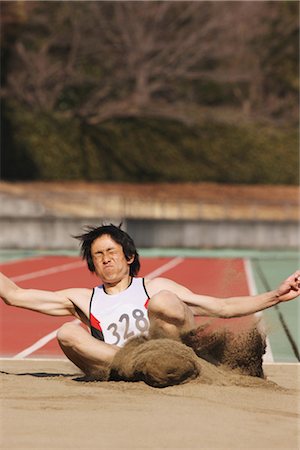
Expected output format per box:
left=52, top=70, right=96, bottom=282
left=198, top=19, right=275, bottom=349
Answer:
left=101, top=304, right=149, bottom=346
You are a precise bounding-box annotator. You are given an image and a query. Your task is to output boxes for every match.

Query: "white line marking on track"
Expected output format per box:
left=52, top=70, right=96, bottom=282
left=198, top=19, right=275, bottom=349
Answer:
left=243, top=258, right=274, bottom=363
left=12, top=319, right=81, bottom=359
left=11, top=260, right=85, bottom=282
left=145, top=257, right=184, bottom=279
left=10, top=257, right=184, bottom=359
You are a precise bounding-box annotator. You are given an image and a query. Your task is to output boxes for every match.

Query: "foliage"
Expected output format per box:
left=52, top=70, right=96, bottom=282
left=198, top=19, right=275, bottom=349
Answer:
left=1, top=1, right=298, bottom=184
left=2, top=102, right=298, bottom=184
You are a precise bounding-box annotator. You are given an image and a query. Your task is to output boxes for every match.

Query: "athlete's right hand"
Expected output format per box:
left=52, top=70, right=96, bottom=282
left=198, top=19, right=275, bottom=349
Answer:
left=274, top=271, right=300, bottom=302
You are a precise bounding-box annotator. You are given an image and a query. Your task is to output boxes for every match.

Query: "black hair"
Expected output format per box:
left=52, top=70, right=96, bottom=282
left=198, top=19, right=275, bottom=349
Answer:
left=74, top=223, right=140, bottom=277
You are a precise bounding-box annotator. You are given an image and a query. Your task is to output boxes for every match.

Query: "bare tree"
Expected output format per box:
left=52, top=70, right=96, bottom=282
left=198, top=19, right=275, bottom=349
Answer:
left=2, top=1, right=298, bottom=125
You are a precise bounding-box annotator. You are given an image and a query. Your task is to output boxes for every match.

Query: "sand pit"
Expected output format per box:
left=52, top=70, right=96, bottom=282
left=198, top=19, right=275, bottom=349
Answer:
left=1, top=358, right=299, bottom=449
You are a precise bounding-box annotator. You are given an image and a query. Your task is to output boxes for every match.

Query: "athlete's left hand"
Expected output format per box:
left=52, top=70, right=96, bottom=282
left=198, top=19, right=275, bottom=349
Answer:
left=275, top=270, right=300, bottom=302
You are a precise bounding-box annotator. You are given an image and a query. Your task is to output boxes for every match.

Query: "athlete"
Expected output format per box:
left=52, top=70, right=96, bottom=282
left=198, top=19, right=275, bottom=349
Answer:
left=1, top=224, right=299, bottom=378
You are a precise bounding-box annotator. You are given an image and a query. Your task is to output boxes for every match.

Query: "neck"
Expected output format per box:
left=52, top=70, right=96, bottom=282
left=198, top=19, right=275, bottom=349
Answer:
left=103, top=275, right=132, bottom=295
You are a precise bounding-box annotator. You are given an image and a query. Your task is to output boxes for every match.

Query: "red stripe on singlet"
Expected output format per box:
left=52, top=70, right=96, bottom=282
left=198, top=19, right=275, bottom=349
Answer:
left=144, top=298, right=150, bottom=309
left=90, top=313, right=102, bottom=331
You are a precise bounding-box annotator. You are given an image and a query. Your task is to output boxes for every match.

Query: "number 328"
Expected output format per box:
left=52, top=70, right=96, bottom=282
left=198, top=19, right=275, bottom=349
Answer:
left=107, top=309, right=149, bottom=345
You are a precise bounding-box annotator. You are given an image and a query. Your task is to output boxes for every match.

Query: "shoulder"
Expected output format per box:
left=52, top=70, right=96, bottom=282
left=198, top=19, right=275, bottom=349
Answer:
left=144, top=277, right=183, bottom=296
left=58, top=288, right=93, bottom=317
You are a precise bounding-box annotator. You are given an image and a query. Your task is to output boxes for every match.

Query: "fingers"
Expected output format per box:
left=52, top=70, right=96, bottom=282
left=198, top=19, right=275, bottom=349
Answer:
left=294, top=270, right=300, bottom=280
left=290, top=271, right=300, bottom=291
left=294, top=270, right=300, bottom=286
left=289, top=283, right=299, bottom=293
left=288, top=271, right=300, bottom=283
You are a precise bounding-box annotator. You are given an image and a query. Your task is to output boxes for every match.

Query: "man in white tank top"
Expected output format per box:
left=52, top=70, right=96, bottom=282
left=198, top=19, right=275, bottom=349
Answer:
left=90, top=277, right=150, bottom=346
left=1, top=224, right=299, bottom=379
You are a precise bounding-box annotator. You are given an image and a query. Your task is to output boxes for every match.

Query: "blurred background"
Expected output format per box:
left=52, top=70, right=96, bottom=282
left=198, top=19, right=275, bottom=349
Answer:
left=0, top=1, right=299, bottom=250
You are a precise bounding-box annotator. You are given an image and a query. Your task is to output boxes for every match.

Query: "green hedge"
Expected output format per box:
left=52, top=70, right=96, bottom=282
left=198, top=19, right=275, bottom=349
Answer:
left=1, top=104, right=298, bottom=184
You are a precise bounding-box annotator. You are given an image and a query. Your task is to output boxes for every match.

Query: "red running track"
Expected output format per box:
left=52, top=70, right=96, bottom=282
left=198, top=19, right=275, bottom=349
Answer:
left=0, top=256, right=254, bottom=358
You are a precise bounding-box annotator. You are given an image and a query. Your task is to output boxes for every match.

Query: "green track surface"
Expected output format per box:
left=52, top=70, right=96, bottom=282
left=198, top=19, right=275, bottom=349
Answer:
left=0, top=249, right=78, bottom=263
left=251, top=258, right=300, bottom=363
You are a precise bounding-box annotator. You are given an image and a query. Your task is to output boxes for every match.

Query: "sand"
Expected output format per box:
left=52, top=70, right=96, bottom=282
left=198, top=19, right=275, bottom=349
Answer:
left=1, top=358, right=299, bottom=450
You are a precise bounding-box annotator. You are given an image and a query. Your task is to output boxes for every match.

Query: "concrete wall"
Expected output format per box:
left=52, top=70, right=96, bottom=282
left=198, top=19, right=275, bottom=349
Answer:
left=0, top=216, right=297, bottom=249
left=0, top=217, right=105, bottom=249
left=127, top=219, right=298, bottom=249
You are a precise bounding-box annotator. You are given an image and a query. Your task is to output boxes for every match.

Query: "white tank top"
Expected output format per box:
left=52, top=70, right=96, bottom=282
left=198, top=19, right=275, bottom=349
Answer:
left=89, top=277, right=150, bottom=347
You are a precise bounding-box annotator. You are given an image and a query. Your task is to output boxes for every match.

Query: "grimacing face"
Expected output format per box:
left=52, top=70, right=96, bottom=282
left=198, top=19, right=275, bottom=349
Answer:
left=90, top=234, right=134, bottom=284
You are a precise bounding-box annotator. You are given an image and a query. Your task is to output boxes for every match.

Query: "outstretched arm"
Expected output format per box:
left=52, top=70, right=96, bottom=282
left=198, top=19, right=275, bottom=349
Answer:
left=0, top=272, right=89, bottom=317
left=147, top=271, right=300, bottom=318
